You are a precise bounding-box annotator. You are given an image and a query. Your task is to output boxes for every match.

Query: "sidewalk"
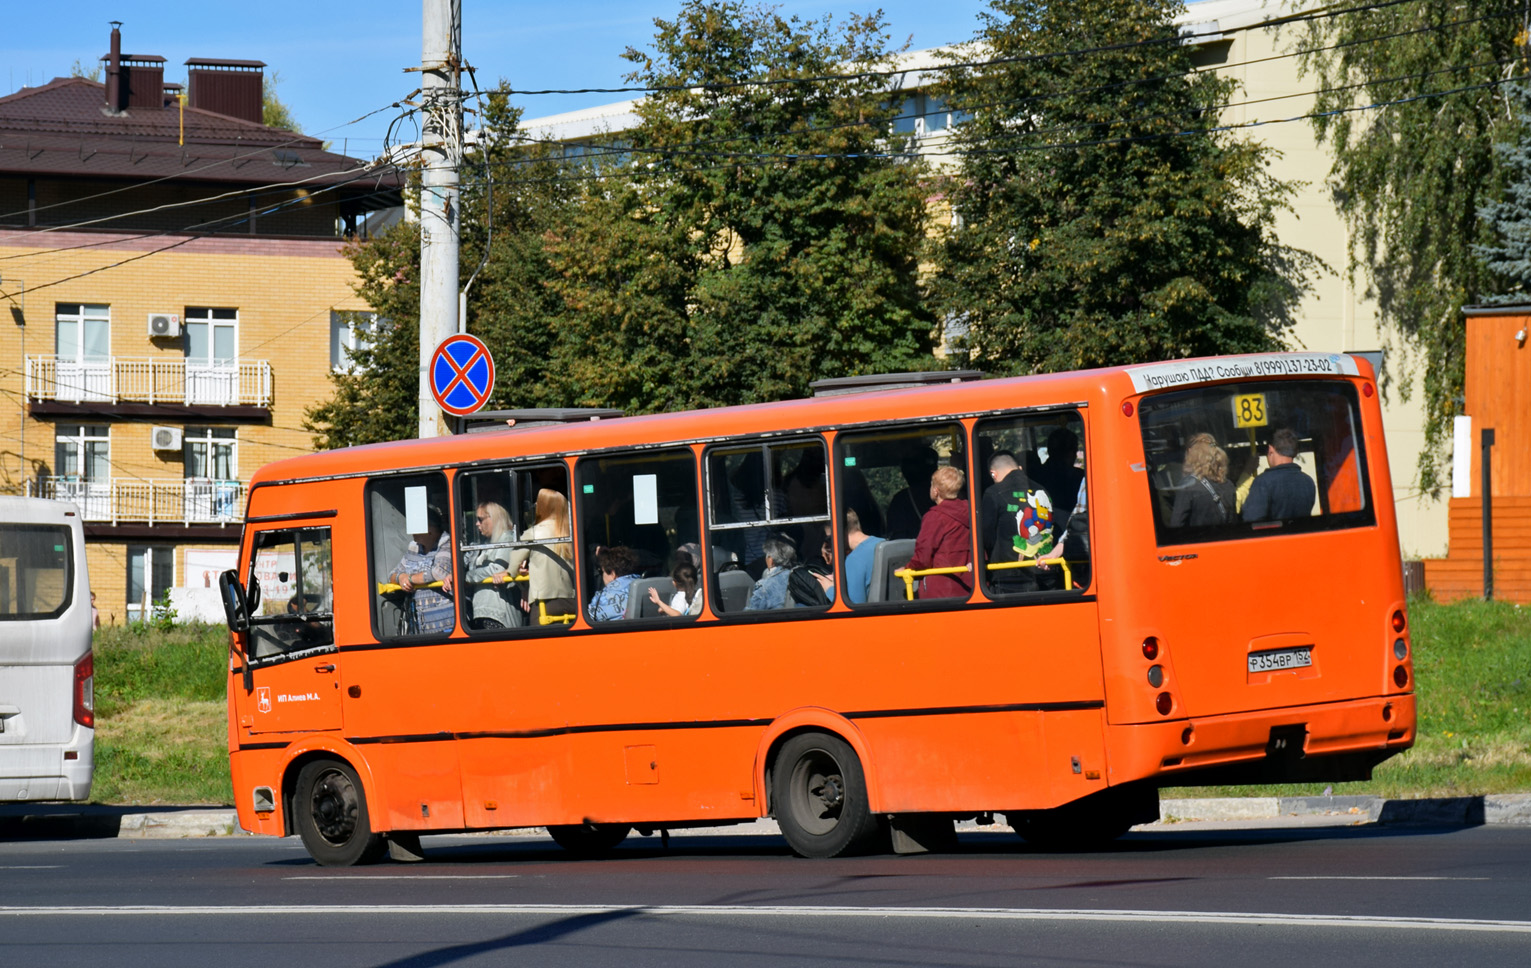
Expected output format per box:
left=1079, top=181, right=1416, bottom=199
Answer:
left=4, top=794, right=1531, bottom=840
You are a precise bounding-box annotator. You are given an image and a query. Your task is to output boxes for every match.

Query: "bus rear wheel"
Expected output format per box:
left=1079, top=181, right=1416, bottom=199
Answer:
left=294, top=759, right=386, bottom=867
left=548, top=822, right=631, bottom=856
left=774, top=732, right=880, bottom=858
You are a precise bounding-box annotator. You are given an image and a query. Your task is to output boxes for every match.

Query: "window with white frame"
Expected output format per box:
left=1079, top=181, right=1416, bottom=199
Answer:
left=184, top=307, right=237, bottom=367
left=330, top=311, right=381, bottom=372
left=184, top=427, right=237, bottom=481
left=54, top=424, right=110, bottom=481
left=126, top=544, right=175, bottom=623
left=54, top=304, right=111, bottom=363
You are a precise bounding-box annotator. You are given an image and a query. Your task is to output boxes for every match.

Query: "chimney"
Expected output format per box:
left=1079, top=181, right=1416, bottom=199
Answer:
left=104, top=21, right=123, bottom=112
left=185, top=58, right=266, bottom=125
left=99, top=23, right=166, bottom=113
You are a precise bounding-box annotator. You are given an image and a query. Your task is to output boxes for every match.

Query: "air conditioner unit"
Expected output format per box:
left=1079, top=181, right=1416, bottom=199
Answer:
left=148, top=312, right=181, bottom=338
left=151, top=426, right=183, bottom=451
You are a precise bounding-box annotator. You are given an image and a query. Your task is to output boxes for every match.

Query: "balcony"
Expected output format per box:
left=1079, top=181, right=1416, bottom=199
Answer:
left=25, top=356, right=273, bottom=420
left=30, top=477, right=245, bottom=539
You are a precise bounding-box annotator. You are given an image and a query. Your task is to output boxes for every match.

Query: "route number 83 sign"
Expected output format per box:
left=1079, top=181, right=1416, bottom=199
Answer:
left=1232, top=392, right=1268, bottom=429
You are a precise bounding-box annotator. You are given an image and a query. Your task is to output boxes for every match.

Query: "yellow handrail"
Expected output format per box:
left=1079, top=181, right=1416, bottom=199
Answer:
left=376, top=580, right=447, bottom=594
left=986, top=558, right=1075, bottom=588
left=893, top=565, right=972, bottom=601
left=538, top=600, right=577, bottom=626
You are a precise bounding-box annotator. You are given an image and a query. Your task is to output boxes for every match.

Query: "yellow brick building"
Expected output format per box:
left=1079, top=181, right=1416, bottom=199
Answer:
left=0, top=25, right=398, bottom=623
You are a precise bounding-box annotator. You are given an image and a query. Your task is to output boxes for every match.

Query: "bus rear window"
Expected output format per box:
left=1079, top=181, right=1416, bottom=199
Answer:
left=0, top=525, right=72, bottom=619
left=1139, top=380, right=1375, bottom=544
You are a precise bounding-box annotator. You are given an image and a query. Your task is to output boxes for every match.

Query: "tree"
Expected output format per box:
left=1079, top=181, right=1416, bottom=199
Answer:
left=1475, top=83, right=1531, bottom=304
left=556, top=0, right=937, bottom=408
left=927, top=0, right=1314, bottom=376
left=1298, top=1, right=1524, bottom=495
left=69, top=59, right=101, bottom=82
left=262, top=71, right=302, bottom=132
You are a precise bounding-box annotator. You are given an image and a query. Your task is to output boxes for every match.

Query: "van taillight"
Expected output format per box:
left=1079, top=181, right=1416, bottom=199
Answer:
left=73, top=652, right=95, bottom=729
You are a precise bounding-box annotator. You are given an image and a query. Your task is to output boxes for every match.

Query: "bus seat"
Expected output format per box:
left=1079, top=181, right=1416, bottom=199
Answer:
left=710, top=546, right=738, bottom=571
left=867, top=539, right=915, bottom=603
left=625, top=577, right=676, bottom=619
left=717, top=569, right=754, bottom=613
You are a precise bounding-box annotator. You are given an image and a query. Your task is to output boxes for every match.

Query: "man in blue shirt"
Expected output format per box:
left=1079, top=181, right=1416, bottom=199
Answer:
left=1242, top=428, right=1317, bottom=522
left=587, top=546, right=641, bottom=622
left=842, top=509, right=883, bottom=604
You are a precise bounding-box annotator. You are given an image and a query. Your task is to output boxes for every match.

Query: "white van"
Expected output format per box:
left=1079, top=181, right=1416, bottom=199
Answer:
left=0, top=496, right=93, bottom=801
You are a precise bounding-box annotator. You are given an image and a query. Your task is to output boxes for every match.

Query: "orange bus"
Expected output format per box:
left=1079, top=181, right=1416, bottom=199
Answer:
left=218, top=352, right=1415, bottom=865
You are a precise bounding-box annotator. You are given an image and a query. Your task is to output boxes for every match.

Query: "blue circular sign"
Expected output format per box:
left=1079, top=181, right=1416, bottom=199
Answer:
left=430, top=334, right=495, bottom=417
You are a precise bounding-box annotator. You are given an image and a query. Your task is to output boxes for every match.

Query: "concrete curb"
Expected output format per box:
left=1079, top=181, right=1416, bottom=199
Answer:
left=6, top=795, right=1531, bottom=840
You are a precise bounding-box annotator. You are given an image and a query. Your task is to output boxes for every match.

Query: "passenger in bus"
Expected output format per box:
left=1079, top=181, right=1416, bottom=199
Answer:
left=839, top=466, right=884, bottom=539
left=981, top=451, right=1039, bottom=594
left=1037, top=477, right=1089, bottom=587
left=1241, top=428, right=1316, bottom=522
left=1169, top=433, right=1235, bottom=527
left=464, top=501, right=521, bottom=630
left=648, top=561, right=704, bottom=617
left=789, top=526, right=835, bottom=607
left=588, top=545, right=641, bottom=622
left=906, top=465, right=972, bottom=599
left=886, top=448, right=939, bottom=540
left=842, top=508, right=884, bottom=604
left=745, top=535, right=798, bottom=609
left=388, top=504, right=455, bottom=634
left=1033, top=428, right=1084, bottom=537
left=785, top=448, right=828, bottom=518
left=505, top=488, right=577, bottom=619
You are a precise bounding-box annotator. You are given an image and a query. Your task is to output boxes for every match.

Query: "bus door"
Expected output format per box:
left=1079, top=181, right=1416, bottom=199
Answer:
left=234, top=526, right=341, bottom=735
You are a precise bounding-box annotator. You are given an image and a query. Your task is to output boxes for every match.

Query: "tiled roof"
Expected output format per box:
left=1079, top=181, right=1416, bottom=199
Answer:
left=0, top=76, right=392, bottom=187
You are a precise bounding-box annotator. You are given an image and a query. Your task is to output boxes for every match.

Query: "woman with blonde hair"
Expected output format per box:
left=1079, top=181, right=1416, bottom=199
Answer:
left=464, top=501, right=519, bottom=629
left=1170, top=433, right=1235, bottom=527
left=506, top=488, right=577, bottom=620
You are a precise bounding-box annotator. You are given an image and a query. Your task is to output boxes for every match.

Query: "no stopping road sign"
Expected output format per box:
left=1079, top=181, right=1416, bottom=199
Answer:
left=430, top=334, right=495, bottom=417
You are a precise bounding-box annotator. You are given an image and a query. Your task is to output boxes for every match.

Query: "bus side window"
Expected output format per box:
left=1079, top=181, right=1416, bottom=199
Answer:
left=247, top=527, right=334, bottom=658
left=835, top=423, right=968, bottom=606
left=973, top=411, right=1089, bottom=597
left=455, top=463, right=577, bottom=633
left=575, top=447, right=701, bottom=622
left=367, top=474, right=455, bottom=640
left=704, top=438, right=830, bottom=614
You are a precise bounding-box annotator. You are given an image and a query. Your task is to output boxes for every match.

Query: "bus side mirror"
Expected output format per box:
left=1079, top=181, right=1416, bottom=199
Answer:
left=218, top=569, right=250, bottom=633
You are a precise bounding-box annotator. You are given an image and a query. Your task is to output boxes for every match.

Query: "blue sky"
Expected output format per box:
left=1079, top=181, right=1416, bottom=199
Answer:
left=2, top=1, right=995, bottom=159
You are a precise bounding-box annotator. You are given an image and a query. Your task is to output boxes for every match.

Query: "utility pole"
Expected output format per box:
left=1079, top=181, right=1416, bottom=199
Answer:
left=417, top=0, right=462, bottom=438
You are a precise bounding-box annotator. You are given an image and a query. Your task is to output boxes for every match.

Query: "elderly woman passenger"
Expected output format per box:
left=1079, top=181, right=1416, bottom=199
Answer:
left=464, top=501, right=520, bottom=629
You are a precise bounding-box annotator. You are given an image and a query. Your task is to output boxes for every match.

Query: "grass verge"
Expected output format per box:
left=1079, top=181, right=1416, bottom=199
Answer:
left=91, top=623, right=232, bottom=805
left=1164, top=597, right=1531, bottom=800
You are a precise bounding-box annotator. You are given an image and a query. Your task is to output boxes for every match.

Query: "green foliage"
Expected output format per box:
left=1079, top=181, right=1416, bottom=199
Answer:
left=311, top=2, right=937, bottom=447
left=926, top=0, right=1314, bottom=375
left=69, top=59, right=101, bottom=82
left=261, top=71, right=302, bottom=132
left=126, top=589, right=178, bottom=636
left=1475, top=82, right=1531, bottom=304
left=93, top=622, right=228, bottom=719
left=1298, top=3, right=1524, bottom=495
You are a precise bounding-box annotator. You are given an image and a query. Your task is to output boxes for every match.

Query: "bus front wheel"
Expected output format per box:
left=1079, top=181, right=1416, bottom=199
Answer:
left=294, top=759, right=386, bottom=867
left=774, top=732, right=880, bottom=858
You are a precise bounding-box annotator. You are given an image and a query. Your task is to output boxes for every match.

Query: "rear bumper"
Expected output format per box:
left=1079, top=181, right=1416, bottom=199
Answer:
left=1108, top=694, right=1414, bottom=787
left=0, top=727, right=94, bottom=801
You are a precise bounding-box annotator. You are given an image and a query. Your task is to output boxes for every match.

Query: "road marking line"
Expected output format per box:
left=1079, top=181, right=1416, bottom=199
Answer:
left=0, top=905, right=1527, bottom=933
left=283, top=875, right=522, bottom=881
left=1269, top=877, right=1491, bottom=881
left=0, top=866, right=62, bottom=870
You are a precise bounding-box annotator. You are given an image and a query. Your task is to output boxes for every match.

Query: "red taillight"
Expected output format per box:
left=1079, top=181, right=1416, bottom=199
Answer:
left=1122, top=401, right=1135, bottom=417
left=1363, top=383, right=1374, bottom=398
left=1393, top=665, right=1409, bottom=689
left=1391, top=610, right=1407, bottom=634
left=1142, top=636, right=1159, bottom=660
left=1156, top=692, right=1174, bottom=716
left=73, top=652, right=94, bottom=729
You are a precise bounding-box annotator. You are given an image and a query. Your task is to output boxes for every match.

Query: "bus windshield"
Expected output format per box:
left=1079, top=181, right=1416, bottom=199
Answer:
left=1140, top=380, right=1375, bottom=544
left=0, top=525, right=73, bottom=619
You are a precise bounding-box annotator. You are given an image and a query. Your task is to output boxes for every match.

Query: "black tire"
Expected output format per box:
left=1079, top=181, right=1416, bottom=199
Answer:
left=773, top=731, right=881, bottom=858
left=548, top=822, right=631, bottom=856
left=293, top=759, right=387, bottom=867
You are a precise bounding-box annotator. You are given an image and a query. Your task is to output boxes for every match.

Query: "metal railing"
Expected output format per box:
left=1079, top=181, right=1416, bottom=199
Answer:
left=25, top=356, right=273, bottom=407
left=30, top=477, right=245, bottom=525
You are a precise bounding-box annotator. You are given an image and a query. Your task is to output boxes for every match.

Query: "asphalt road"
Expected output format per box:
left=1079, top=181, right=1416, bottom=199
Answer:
left=3, top=821, right=1530, bottom=967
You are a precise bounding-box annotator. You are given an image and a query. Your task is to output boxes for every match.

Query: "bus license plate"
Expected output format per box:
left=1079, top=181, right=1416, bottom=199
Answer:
left=1248, top=647, right=1312, bottom=673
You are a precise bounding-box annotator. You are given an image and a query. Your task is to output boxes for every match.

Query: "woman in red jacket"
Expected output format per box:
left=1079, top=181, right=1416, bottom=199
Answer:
left=905, top=465, right=972, bottom=599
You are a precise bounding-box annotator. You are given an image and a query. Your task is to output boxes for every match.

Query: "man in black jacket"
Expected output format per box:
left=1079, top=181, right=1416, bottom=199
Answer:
left=1242, top=428, right=1316, bottom=522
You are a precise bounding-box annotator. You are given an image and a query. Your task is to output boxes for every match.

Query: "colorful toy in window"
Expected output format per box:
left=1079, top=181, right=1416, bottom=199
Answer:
left=1014, top=489, right=1055, bottom=558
